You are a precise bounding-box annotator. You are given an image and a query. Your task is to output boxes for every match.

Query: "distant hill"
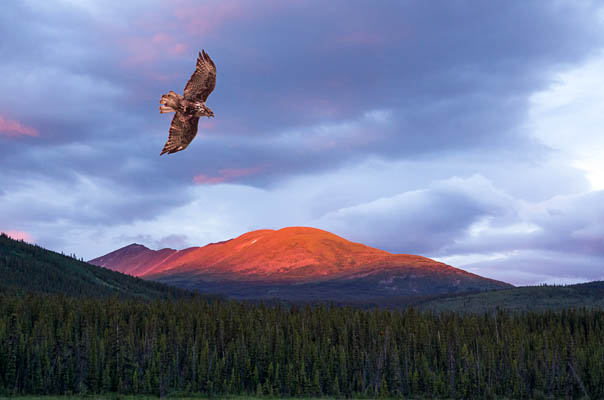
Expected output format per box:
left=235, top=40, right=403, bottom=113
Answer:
left=0, top=233, right=193, bottom=299
left=417, top=281, right=604, bottom=313
left=90, top=226, right=511, bottom=301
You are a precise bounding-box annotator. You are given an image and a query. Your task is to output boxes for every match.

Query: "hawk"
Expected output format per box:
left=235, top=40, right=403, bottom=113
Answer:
left=159, top=50, right=216, bottom=155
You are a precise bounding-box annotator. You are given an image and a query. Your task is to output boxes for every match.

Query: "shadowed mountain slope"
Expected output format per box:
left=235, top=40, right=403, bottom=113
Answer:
left=0, top=233, right=193, bottom=299
left=417, top=281, right=604, bottom=313
left=90, top=227, right=511, bottom=300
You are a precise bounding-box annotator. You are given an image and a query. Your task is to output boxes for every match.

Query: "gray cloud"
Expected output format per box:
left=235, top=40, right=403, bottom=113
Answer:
left=316, top=173, right=604, bottom=284
left=317, top=175, right=512, bottom=254
left=0, top=1, right=603, bottom=285
left=116, top=233, right=192, bottom=250
left=443, top=190, right=604, bottom=258
left=464, top=254, right=604, bottom=286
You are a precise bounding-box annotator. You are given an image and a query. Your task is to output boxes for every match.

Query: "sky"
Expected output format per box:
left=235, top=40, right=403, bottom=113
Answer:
left=1, top=0, right=604, bottom=286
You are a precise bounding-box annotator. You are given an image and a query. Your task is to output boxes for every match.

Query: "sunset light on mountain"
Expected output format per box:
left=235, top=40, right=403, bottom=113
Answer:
left=2, top=1, right=604, bottom=398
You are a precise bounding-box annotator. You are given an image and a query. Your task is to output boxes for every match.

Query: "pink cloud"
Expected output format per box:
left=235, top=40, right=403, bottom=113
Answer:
left=113, top=0, right=293, bottom=70
left=121, top=36, right=190, bottom=67
left=151, top=33, right=187, bottom=56
left=117, top=2, right=244, bottom=67
left=2, top=230, right=34, bottom=242
left=197, top=120, right=216, bottom=130
left=0, top=115, right=38, bottom=137
left=172, top=2, right=245, bottom=36
left=152, top=33, right=172, bottom=44
left=193, top=166, right=265, bottom=185
left=171, top=0, right=295, bottom=36
left=192, top=174, right=227, bottom=185
left=117, top=29, right=190, bottom=68
left=171, top=43, right=187, bottom=56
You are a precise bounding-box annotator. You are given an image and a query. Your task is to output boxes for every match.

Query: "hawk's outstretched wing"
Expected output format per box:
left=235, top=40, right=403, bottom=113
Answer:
left=160, top=113, right=200, bottom=155
left=183, top=50, right=216, bottom=102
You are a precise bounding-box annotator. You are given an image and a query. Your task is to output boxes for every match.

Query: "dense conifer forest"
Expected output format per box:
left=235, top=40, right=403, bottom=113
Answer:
left=0, top=234, right=193, bottom=300
left=1, top=294, right=603, bottom=399
left=418, top=281, right=604, bottom=314
left=3, top=235, right=604, bottom=398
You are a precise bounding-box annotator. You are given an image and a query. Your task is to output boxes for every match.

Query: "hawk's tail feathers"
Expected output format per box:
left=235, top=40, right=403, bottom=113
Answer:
left=159, top=91, right=181, bottom=113
left=159, top=105, right=175, bottom=113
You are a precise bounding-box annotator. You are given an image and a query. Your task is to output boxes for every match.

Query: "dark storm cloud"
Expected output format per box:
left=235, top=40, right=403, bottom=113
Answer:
left=118, top=0, right=604, bottom=181
left=2, top=1, right=601, bottom=185
left=1, top=0, right=603, bottom=276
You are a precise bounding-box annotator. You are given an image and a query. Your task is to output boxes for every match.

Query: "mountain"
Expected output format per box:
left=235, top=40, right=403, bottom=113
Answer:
left=90, top=227, right=511, bottom=300
left=0, top=233, right=193, bottom=299
left=417, top=281, right=604, bottom=313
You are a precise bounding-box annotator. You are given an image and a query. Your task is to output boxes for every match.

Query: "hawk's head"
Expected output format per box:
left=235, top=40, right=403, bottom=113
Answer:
left=194, top=102, right=214, bottom=118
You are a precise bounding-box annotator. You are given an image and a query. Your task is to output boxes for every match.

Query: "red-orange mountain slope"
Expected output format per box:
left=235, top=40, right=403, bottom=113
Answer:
left=90, top=227, right=511, bottom=299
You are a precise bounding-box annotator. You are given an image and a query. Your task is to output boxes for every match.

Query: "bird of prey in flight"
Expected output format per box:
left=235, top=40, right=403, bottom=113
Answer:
left=159, top=50, right=216, bottom=155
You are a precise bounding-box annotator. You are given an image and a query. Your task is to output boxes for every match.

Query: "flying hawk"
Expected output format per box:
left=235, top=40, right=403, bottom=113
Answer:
left=159, top=50, right=216, bottom=155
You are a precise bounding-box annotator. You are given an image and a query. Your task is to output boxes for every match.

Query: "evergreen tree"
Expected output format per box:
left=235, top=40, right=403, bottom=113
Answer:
left=1, top=292, right=603, bottom=398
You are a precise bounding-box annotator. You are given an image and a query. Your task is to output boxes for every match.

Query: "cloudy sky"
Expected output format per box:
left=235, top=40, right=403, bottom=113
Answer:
left=2, top=0, right=604, bottom=285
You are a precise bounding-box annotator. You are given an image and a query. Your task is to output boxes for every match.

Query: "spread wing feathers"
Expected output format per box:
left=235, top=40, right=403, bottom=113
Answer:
left=160, top=113, right=200, bottom=155
left=183, top=49, right=216, bottom=102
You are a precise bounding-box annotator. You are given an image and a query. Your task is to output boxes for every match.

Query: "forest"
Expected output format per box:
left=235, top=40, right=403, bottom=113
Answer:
left=1, top=294, right=603, bottom=399
left=0, top=233, right=193, bottom=300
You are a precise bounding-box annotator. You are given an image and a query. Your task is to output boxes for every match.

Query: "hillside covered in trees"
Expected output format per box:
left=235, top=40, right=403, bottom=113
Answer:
left=2, top=234, right=604, bottom=398
left=0, top=234, right=193, bottom=300
left=417, top=281, right=604, bottom=313
left=1, top=294, right=603, bottom=398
